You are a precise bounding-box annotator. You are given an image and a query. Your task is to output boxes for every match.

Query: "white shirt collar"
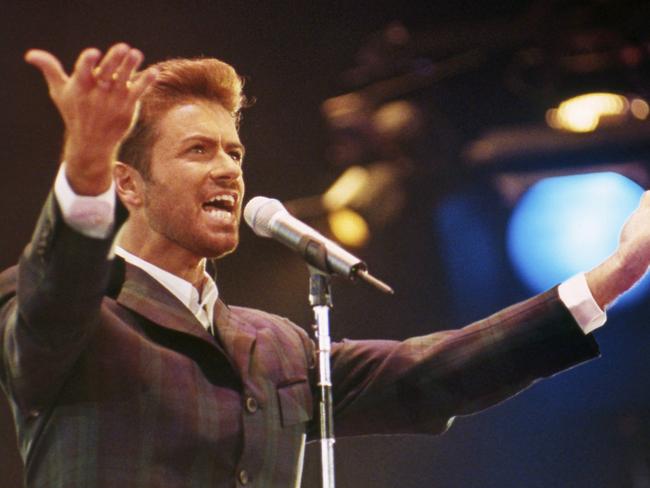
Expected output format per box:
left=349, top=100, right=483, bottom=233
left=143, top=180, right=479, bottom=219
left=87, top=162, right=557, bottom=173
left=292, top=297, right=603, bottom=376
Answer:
left=114, top=246, right=219, bottom=332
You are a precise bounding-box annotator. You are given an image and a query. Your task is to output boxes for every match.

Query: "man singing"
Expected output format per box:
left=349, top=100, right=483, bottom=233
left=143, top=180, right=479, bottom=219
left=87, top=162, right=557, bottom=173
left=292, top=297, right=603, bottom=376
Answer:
left=2, top=42, right=650, bottom=487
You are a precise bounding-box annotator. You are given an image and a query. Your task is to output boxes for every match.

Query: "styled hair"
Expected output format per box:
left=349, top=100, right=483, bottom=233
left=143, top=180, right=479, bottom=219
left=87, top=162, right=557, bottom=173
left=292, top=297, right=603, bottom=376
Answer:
left=118, top=57, right=247, bottom=178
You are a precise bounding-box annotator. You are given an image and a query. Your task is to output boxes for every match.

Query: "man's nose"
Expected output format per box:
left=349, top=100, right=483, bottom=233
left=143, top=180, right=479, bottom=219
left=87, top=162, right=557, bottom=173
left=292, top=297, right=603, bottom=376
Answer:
left=209, top=152, right=242, bottom=181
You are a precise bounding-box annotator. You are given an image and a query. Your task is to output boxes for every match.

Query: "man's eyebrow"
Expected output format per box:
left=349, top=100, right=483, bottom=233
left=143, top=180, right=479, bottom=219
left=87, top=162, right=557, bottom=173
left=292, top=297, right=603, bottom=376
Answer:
left=179, top=134, right=246, bottom=156
left=180, top=134, right=217, bottom=145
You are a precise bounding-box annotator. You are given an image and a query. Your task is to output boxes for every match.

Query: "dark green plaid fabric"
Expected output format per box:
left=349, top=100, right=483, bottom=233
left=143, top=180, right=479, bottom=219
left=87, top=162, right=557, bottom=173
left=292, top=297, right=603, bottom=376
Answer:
left=0, top=193, right=599, bottom=487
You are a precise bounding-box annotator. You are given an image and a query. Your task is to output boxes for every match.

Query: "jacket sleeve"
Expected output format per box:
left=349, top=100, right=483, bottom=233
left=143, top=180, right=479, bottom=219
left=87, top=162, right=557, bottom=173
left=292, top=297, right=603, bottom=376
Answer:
left=327, top=287, right=600, bottom=438
left=0, top=192, right=124, bottom=415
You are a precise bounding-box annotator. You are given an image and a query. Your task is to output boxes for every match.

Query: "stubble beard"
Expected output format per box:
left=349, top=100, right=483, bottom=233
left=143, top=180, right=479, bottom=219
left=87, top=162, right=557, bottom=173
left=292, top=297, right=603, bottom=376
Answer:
left=143, top=181, right=241, bottom=260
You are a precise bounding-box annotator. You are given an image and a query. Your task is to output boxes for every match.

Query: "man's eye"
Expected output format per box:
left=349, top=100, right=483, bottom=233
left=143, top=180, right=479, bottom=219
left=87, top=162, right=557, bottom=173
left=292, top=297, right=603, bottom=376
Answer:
left=229, top=151, right=243, bottom=162
left=190, top=145, right=206, bottom=154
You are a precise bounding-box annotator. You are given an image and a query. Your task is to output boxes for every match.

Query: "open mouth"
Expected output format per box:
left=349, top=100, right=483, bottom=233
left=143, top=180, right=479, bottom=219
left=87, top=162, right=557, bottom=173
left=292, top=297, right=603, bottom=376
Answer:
left=202, top=193, right=238, bottom=221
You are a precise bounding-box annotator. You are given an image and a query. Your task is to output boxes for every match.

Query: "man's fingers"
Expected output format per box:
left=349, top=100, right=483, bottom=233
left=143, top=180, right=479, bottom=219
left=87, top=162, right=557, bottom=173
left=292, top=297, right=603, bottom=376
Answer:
left=128, top=67, right=158, bottom=100
left=92, top=43, right=131, bottom=90
left=24, top=49, right=68, bottom=91
left=113, top=49, right=144, bottom=86
left=73, top=48, right=103, bottom=89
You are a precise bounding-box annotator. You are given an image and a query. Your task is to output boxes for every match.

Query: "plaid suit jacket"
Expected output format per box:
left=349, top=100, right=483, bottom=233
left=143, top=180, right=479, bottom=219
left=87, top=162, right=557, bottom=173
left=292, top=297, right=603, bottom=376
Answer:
left=0, top=192, right=600, bottom=488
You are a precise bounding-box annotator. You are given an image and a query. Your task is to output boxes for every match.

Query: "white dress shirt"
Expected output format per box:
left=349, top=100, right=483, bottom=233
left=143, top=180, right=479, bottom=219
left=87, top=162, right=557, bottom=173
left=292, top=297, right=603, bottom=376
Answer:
left=114, top=247, right=218, bottom=333
left=53, top=163, right=607, bottom=334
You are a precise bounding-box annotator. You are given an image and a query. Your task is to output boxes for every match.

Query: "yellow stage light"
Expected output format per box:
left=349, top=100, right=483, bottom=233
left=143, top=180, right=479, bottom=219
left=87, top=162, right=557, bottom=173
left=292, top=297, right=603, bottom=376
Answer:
left=322, top=166, right=370, bottom=211
left=328, top=208, right=370, bottom=248
left=546, top=92, right=628, bottom=133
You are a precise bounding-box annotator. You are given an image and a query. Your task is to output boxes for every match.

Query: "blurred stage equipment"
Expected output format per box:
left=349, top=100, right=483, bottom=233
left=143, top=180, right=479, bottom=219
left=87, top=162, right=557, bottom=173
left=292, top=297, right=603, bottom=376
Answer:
left=285, top=160, right=412, bottom=248
left=293, top=1, right=650, bottom=311
left=465, top=91, right=650, bottom=171
left=546, top=93, right=649, bottom=133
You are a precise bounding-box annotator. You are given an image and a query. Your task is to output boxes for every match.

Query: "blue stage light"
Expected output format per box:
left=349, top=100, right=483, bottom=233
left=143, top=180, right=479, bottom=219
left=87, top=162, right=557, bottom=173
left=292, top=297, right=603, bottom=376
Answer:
left=507, top=172, right=650, bottom=307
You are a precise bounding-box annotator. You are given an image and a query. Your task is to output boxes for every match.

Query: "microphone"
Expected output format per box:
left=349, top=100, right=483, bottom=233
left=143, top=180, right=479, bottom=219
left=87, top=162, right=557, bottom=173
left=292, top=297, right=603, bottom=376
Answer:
left=244, top=196, right=393, bottom=294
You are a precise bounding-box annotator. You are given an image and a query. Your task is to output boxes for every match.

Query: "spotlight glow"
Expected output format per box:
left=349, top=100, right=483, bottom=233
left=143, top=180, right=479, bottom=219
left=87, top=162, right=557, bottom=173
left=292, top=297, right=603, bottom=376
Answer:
left=322, top=166, right=370, bottom=211
left=328, top=208, right=370, bottom=248
left=546, top=93, right=628, bottom=133
left=507, top=172, right=649, bottom=307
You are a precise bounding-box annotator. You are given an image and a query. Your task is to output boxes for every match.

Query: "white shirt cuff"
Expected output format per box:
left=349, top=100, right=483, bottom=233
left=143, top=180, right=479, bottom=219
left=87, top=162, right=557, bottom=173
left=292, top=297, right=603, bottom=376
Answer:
left=558, top=273, right=607, bottom=335
left=53, top=163, right=116, bottom=239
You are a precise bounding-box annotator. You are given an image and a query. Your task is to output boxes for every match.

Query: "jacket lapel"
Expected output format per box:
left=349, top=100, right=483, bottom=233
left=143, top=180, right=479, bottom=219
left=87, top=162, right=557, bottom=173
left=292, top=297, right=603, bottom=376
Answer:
left=116, top=262, right=258, bottom=390
left=117, top=263, right=216, bottom=345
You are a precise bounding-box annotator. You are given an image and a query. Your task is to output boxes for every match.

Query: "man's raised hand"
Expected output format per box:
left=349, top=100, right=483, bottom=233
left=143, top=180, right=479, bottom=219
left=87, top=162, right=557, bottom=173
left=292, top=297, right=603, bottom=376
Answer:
left=25, top=43, right=157, bottom=195
left=586, top=190, right=650, bottom=309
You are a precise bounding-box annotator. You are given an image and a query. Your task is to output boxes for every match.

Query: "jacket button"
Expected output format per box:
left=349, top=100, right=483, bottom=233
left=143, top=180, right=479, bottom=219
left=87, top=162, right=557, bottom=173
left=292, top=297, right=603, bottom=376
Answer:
left=26, top=409, right=41, bottom=420
left=238, top=469, right=250, bottom=485
left=245, top=396, right=258, bottom=413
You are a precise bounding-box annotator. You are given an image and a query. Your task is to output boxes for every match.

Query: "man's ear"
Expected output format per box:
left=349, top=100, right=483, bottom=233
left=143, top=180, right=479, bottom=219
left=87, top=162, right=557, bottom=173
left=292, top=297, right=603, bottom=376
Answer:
left=114, top=162, right=144, bottom=209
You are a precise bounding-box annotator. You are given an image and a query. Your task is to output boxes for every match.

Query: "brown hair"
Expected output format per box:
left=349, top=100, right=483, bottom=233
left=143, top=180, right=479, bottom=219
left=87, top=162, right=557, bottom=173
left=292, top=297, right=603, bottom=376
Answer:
left=118, top=57, right=247, bottom=178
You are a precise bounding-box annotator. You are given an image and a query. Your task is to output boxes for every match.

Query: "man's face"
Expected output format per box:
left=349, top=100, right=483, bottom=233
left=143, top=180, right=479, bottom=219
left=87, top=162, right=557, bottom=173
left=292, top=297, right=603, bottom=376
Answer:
left=139, top=100, right=245, bottom=260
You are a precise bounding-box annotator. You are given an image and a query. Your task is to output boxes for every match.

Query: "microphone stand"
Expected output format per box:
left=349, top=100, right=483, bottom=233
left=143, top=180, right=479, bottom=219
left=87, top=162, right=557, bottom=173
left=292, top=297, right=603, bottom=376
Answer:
left=305, top=242, right=336, bottom=488
left=309, top=268, right=335, bottom=488
left=299, top=234, right=392, bottom=488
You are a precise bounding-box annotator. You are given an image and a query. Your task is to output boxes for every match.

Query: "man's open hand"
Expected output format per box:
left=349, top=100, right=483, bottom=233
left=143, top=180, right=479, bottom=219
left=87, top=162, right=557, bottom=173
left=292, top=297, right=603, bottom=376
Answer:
left=25, top=43, right=157, bottom=195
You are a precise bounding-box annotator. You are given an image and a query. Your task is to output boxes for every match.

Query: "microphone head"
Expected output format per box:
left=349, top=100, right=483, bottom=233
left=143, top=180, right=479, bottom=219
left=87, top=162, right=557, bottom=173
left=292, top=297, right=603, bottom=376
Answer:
left=243, top=196, right=286, bottom=237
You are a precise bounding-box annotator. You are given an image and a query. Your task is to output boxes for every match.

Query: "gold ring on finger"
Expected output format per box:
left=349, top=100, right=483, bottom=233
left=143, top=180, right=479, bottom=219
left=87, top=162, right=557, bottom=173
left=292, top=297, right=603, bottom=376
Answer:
left=111, top=72, right=120, bottom=82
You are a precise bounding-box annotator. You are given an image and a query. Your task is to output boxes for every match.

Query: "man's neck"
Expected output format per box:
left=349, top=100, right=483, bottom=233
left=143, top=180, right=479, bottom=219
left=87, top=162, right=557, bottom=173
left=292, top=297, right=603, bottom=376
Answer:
left=117, top=223, right=207, bottom=290
left=118, top=246, right=207, bottom=292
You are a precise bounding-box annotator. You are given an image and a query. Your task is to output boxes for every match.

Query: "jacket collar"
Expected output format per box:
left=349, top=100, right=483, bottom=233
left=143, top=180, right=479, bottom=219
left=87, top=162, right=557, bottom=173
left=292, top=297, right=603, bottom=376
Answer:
left=115, top=261, right=258, bottom=388
left=117, top=263, right=212, bottom=341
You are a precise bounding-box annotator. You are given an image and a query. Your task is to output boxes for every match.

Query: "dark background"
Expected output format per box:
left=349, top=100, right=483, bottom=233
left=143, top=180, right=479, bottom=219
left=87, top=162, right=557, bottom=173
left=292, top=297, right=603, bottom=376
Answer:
left=2, top=1, right=650, bottom=486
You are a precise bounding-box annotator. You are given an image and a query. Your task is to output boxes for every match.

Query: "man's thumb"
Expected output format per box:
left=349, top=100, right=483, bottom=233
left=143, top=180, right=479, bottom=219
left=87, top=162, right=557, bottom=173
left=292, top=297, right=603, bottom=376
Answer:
left=25, top=49, right=67, bottom=91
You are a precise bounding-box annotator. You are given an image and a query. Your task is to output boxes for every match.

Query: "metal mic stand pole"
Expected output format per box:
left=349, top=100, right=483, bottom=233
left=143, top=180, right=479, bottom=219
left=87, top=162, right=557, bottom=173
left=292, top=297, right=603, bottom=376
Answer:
left=309, top=267, right=335, bottom=488
left=295, top=235, right=336, bottom=488
left=298, top=233, right=392, bottom=488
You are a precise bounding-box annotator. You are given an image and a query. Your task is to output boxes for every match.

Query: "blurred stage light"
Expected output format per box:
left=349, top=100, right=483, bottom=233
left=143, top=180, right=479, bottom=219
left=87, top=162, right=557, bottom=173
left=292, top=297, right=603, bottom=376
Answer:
left=322, top=161, right=408, bottom=234
left=322, top=166, right=370, bottom=211
left=371, top=100, right=423, bottom=142
left=630, top=98, right=650, bottom=120
left=284, top=160, right=409, bottom=249
left=507, top=172, right=650, bottom=307
left=546, top=93, right=627, bottom=133
left=545, top=93, right=650, bottom=134
left=327, top=208, right=370, bottom=248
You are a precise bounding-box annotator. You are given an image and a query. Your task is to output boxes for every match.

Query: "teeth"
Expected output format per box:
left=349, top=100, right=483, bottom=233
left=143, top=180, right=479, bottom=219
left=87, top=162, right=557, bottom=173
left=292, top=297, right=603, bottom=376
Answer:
left=208, top=194, right=235, bottom=206
left=205, top=207, right=233, bottom=220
